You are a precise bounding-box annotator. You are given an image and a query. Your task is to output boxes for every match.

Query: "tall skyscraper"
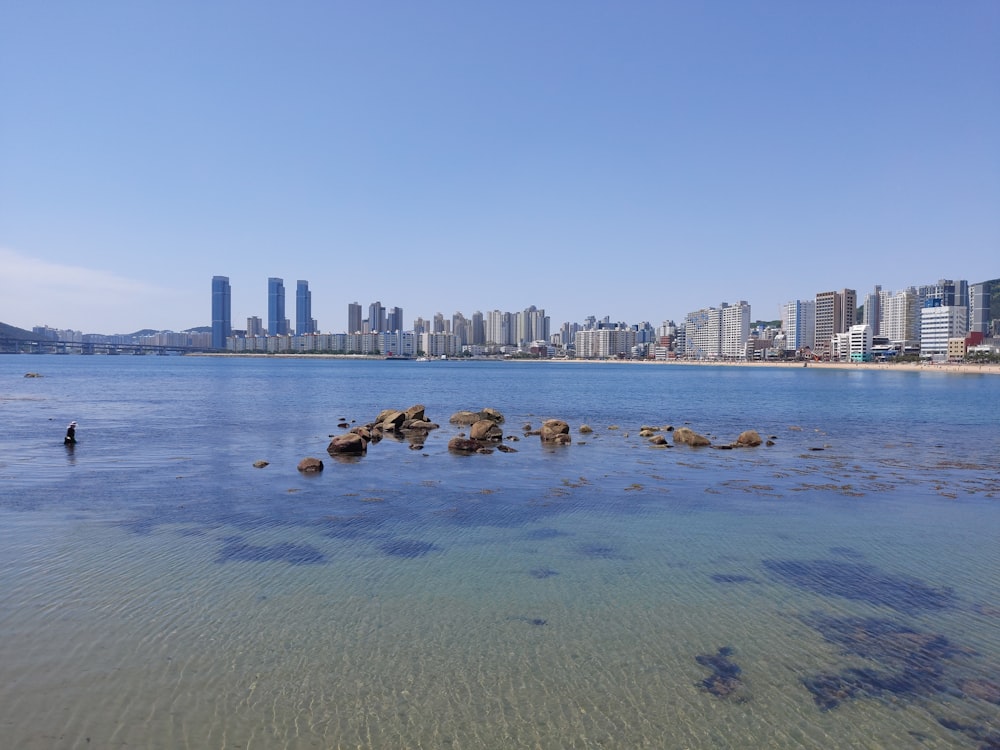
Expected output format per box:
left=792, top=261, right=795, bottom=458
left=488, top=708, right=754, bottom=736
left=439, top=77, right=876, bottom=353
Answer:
left=862, top=285, right=882, bottom=336
left=387, top=306, right=404, bottom=332
left=211, top=276, right=231, bottom=350
left=368, top=301, right=386, bottom=333
left=295, top=280, right=313, bottom=334
left=268, top=278, right=287, bottom=335
left=347, top=302, right=363, bottom=334
left=471, top=311, right=485, bottom=345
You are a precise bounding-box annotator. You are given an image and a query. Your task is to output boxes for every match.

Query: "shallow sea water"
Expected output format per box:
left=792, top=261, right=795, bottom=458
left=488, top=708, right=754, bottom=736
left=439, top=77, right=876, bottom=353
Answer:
left=1, top=356, right=998, bottom=749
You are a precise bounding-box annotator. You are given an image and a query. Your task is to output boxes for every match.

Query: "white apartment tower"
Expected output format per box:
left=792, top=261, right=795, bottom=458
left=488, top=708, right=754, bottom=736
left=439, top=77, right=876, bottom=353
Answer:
left=780, top=300, right=816, bottom=352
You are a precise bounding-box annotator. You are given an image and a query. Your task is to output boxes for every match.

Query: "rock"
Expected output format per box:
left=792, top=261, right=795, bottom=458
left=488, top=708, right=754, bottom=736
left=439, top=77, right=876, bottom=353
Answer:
left=497, top=444, right=517, bottom=453
left=639, top=429, right=655, bottom=438
left=451, top=408, right=503, bottom=425
left=540, top=419, right=571, bottom=444
left=449, top=410, right=481, bottom=425
left=522, top=422, right=532, bottom=431
left=404, top=419, right=439, bottom=430
left=640, top=425, right=659, bottom=432
left=766, top=440, right=775, bottom=446
left=380, top=410, right=406, bottom=431
left=297, top=457, right=324, bottom=473
left=403, top=404, right=426, bottom=421
left=448, top=437, right=483, bottom=454
left=470, top=419, right=503, bottom=441
left=327, top=433, right=367, bottom=455
left=480, top=407, right=505, bottom=424
left=373, top=408, right=396, bottom=424
left=253, top=460, right=269, bottom=468
left=579, top=424, right=593, bottom=433
left=673, top=427, right=711, bottom=447
left=664, top=425, right=674, bottom=432
left=735, top=430, right=763, bottom=447
left=649, top=435, right=668, bottom=445
left=24, top=372, right=43, bottom=378
left=350, top=426, right=373, bottom=441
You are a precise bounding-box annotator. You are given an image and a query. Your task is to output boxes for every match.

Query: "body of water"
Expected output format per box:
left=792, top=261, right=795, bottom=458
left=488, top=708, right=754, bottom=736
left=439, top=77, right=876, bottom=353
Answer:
left=1, top=356, right=998, bottom=749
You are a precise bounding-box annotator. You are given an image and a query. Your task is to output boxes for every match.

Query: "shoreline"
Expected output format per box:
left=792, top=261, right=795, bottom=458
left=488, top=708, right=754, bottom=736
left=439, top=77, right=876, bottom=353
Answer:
left=184, top=352, right=1000, bottom=375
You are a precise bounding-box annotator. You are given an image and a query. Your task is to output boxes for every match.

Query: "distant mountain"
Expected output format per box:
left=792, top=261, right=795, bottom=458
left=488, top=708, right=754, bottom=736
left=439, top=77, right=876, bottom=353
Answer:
left=183, top=326, right=211, bottom=333
left=0, top=322, right=34, bottom=340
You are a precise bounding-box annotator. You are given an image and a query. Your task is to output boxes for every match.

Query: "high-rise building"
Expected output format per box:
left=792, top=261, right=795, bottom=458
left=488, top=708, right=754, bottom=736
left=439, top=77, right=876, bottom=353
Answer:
left=970, top=279, right=999, bottom=336
left=387, top=306, right=404, bottom=332
left=862, top=285, right=882, bottom=336
left=486, top=310, right=513, bottom=346
left=268, top=278, right=287, bottom=335
left=574, top=327, right=637, bottom=358
left=347, top=302, right=363, bottom=334
left=814, top=289, right=856, bottom=356
left=684, top=306, right=723, bottom=359
left=368, top=301, right=386, bottom=333
left=883, top=288, right=920, bottom=349
left=920, top=301, right=968, bottom=361
left=211, top=276, right=231, bottom=349
left=295, top=280, right=314, bottom=335
left=781, top=300, right=816, bottom=352
left=721, top=301, right=751, bottom=358
left=471, top=311, right=485, bottom=345
left=247, top=316, right=263, bottom=337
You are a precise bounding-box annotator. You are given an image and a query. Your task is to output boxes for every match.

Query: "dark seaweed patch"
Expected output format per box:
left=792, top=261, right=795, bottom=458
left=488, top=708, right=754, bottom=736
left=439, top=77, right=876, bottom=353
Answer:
left=508, top=615, right=547, bottom=626
left=529, top=568, right=559, bottom=579
left=937, top=718, right=1000, bottom=749
left=216, top=537, right=326, bottom=565
left=695, top=646, right=747, bottom=700
left=379, top=538, right=439, bottom=558
left=800, top=613, right=964, bottom=710
left=763, top=559, right=956, bottom=613
left=710, top=574, right=757, bottom=584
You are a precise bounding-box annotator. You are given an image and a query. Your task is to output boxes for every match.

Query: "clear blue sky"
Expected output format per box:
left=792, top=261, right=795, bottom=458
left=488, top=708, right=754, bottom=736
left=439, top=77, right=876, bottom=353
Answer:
left=2, top=1, right=998, bottom=334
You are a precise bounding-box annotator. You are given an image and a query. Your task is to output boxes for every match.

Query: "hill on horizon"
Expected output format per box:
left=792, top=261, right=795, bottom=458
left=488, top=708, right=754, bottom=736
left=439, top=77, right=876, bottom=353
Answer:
left=0, top=322, right=35, bottom=340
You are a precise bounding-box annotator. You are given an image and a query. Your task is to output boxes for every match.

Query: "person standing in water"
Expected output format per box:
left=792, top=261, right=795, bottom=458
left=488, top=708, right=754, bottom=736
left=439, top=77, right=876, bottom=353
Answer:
left=64, top=421, right=77, bottom=445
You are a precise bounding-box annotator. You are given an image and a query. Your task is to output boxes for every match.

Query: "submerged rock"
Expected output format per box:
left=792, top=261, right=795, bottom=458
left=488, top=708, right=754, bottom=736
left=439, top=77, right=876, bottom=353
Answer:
left=253, top=460, right=270, bottom=468
left=735, top=430, right=763, bottom=447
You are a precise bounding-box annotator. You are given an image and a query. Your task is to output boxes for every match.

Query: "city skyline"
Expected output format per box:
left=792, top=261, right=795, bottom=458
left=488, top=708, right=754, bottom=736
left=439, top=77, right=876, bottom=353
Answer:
left=2, top=3, right=998, bottom=334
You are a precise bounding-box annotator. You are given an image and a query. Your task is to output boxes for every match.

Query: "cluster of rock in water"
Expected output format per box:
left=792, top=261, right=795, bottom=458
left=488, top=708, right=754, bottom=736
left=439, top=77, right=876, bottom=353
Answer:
left=288, top=404, right=775, bottom=472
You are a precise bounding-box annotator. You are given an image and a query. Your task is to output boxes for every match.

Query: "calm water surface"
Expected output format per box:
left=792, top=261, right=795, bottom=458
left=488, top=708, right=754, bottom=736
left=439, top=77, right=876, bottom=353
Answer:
left=1, top=356, right=998, bottom=749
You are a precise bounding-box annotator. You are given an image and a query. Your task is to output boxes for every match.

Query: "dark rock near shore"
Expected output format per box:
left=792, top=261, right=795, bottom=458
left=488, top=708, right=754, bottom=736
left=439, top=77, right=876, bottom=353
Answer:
left=470, top=419, right=503, bottom=441
left=328, top=433, right=368, bottom=455
left=450, top=408, right=504, bottom=425
left=297, top=457, right=324, bottom=473
left=448, top=437, right=483, bottom=454
left=673, top=427, right=711, bottom=447
left=540, top=419, right=571, bottom=444
left=735, top=430, right=763, bottom=447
